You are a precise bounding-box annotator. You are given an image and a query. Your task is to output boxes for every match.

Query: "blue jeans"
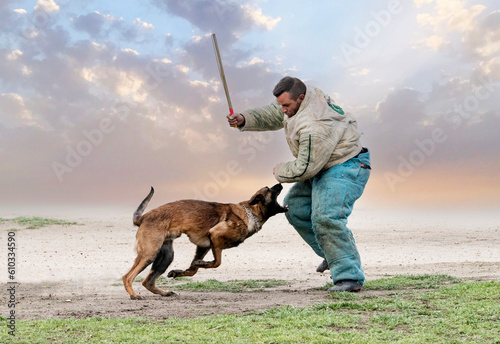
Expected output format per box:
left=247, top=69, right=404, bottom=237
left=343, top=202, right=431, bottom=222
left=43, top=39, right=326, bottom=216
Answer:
left=284, top=150, right=370, bottom=284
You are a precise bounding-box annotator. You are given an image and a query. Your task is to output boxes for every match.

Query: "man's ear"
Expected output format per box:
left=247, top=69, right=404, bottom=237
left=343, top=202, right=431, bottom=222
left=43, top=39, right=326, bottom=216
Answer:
left=249, top=193, right=264, bottom=205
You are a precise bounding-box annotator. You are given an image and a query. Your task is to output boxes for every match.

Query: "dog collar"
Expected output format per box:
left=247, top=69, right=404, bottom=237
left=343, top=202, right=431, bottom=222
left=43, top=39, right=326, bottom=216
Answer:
left=241, top=205, right=261, bottom=232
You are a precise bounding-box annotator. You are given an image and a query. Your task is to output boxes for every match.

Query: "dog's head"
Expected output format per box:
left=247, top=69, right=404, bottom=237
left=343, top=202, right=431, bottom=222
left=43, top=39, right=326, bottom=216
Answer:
left=249, top=183, right=288, bottom=218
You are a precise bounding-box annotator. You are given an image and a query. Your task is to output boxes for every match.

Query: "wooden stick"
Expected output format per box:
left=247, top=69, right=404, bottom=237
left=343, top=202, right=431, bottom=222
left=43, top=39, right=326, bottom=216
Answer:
left=212, top=33, right=234, bottom=116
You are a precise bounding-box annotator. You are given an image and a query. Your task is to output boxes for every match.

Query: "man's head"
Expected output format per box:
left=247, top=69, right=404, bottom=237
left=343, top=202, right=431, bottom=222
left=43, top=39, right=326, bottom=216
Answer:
left=273, top=77, right=306, bottom=118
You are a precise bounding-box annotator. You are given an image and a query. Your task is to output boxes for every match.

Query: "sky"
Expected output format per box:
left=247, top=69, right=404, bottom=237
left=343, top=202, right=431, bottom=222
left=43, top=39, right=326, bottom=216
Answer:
left=1, top=0, right=499, bottom=211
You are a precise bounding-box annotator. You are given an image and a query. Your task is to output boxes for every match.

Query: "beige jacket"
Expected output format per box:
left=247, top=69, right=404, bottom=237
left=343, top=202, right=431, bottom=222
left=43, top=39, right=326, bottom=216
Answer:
left=241, top=85, right=362, bottom=183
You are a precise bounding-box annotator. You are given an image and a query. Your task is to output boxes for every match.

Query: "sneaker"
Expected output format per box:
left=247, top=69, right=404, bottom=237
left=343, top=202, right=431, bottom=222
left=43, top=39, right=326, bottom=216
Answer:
left=316, top=259, right=329, bottom=273
left=328, top=280, right=363, bottom=293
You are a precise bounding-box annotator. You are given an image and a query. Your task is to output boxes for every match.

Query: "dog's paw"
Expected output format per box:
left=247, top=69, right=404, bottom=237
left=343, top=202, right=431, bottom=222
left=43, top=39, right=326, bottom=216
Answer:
left=167, top=270, right=182, bottom=278
left=130, top=294, right=145, bottom=300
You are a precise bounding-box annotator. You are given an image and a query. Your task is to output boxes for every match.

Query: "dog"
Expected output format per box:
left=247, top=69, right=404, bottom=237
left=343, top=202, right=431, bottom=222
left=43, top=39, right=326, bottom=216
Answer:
left=122, top=183, right=288, bottom=299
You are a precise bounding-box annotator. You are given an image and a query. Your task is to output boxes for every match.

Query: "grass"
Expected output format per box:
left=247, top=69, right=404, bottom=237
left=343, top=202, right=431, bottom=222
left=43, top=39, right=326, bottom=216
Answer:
left=157, top=277, right=289, bottom=292
left=314, top=274, right=463, bottom=292
left=115, top=277, right=288, bottom=292
left=2, top=275, right=499, bottom=343
left=0, top=217, right=80, bottom=229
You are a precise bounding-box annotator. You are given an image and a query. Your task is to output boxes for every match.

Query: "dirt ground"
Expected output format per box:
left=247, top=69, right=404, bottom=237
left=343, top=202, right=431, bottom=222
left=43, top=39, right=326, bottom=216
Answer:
left=1, top=208, right=499, bottom=320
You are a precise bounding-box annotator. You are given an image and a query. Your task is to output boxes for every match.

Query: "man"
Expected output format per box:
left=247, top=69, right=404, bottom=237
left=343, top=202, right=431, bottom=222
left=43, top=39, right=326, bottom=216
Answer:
left=227, top=77, right=371, bottom=292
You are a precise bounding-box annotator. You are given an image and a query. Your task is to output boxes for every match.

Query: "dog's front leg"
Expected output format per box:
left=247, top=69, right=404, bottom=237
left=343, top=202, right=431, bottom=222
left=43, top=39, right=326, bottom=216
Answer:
left=193, top=246, right=222, bottom=269
left=167, top=245, right=210, bottom=278
left=191, top=222, right=227, bottom=269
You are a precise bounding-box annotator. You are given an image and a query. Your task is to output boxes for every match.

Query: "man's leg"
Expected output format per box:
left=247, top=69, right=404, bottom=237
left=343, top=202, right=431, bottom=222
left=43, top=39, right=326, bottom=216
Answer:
left=283, top=180, right=325, bottom=258
left=311, top=152, right=371, bottom=287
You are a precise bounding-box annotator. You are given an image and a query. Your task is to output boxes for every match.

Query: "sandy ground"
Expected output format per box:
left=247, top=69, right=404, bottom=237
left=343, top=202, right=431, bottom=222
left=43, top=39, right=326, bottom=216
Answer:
left=0, top=207, right=499, bottom=320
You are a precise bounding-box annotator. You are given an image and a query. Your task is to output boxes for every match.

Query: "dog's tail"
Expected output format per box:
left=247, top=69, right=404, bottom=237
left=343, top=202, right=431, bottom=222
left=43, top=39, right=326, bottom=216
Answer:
left=133, top=186, right=154, bottom=226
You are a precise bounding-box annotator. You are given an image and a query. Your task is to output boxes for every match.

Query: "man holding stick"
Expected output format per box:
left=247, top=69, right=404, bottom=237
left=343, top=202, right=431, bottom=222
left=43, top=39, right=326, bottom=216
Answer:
left=226, top=77, right=371, bottom=292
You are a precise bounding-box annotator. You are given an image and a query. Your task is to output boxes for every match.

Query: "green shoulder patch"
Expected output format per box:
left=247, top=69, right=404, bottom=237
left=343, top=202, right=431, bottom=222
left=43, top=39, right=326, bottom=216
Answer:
left=328, top=102, right=345, bottom=115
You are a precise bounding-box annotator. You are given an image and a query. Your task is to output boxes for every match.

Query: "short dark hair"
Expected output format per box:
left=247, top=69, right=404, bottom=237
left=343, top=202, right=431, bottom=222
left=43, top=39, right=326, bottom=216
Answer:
left=272, top=76, right=306, bottom=100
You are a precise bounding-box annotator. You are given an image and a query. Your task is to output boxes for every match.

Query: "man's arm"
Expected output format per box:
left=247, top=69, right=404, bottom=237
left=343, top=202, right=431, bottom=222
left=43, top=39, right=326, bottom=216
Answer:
left=273, top=119, right=350, bottom=183
left=230, top=102, right=284, bottom=131
left=273, top=133, right=332, bottom=182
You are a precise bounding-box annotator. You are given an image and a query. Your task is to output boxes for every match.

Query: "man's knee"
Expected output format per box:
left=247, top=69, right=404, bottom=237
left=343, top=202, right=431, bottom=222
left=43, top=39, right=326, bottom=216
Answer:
left=311, top=213, right=345, bottom=233
left=286, top=201, right=312, bottom=223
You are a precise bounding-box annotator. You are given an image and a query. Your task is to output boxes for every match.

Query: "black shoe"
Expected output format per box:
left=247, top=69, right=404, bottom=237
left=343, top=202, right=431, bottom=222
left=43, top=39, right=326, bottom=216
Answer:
left=328, top=280, right=363, bottom=293
left=316, top=259, right=329, bottom=273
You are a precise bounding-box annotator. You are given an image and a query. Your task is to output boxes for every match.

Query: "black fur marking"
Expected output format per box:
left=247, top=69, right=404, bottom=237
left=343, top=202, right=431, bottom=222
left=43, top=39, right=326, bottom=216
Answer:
left=151, top=240, right=174, bottom=274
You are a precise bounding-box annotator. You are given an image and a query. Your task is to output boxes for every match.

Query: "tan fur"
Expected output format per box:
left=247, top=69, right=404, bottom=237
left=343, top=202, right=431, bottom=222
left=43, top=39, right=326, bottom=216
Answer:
left=122, top=184, right=287, bottom=300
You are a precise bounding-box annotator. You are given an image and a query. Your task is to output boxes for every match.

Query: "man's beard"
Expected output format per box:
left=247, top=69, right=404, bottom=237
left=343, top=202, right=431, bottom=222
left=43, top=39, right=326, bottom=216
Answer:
left=286, top=102, right=301, bottom=118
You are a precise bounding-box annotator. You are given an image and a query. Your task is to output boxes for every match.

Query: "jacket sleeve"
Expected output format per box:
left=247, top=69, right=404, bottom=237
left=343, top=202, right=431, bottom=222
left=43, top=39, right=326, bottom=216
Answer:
left=274, top=132, right=336, bottom=183
left=240, top=101, right=284, bottom=131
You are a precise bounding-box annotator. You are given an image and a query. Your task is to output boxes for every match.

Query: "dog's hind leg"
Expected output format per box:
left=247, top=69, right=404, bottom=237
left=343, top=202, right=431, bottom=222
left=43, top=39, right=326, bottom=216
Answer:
left=167, top=245, right=210, bottom=278
left=123, top=228, right=165, bottom=300
left=123, top=253, right=155, bottom=300
left=142, top=240, right=176, bottom=297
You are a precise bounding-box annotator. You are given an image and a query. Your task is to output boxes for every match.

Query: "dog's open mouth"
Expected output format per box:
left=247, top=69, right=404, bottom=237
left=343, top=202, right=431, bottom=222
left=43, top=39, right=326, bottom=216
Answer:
left=272, top=202, right=288, bottom=214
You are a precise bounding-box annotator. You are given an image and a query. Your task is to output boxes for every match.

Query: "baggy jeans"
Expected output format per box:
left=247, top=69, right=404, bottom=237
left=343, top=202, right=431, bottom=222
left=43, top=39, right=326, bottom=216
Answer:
left=284, top=149, right=371, bottom=284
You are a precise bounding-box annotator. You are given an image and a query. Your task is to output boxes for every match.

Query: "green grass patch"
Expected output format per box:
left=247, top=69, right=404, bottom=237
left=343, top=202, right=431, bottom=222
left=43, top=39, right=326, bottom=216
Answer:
left=365, top=274, right=462, bottom=290
left=3, top=276, right=499, bottom=343
left=0, top=217, right=80, bottom=229
left=314, top=274, right=462, bottom=292
left=157, top=277, right=288, bottom=292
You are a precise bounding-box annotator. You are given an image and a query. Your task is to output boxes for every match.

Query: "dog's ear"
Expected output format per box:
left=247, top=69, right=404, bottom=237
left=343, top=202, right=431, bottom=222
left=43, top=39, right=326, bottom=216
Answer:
left=249, top=193, right=264, bottom=205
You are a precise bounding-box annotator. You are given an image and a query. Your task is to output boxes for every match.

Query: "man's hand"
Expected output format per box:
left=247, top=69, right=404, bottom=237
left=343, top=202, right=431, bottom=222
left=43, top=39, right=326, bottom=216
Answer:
left=227, top=113, right=245, bottom=127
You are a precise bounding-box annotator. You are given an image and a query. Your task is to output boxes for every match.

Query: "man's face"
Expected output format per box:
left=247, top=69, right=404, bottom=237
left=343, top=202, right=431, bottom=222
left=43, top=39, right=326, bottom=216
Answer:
left=276, top=92, right=304, bottom=118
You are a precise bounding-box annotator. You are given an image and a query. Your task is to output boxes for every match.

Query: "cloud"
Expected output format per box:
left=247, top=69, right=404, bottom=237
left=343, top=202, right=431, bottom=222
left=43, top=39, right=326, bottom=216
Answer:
left=479, top=57, right=500, bottom=78
left=348, top=67, right=370, bottom=77
left=0, top=0, right=288, bottom=207
left=463, top=11, right=500, bottom=57
left=6, top=48, right=22, bottom=60
left=241, top=4, right=281, bottom=30
left=414, top=0, right=487, bottom=53
left=151, top=0, right=280, bottom=44
left=164, top=32, right=174, bottom=46
left=134, top=18, right=154, bottom=31
left=72, top=11, right=111, bottom=37
left=365, top=64, right=500, bottom=184
left=34, top=0, right=59, bottom=13
left=0, top=93, right=38, bottom=129
left=414, top=0, right=434, bottom=8
left=376, top=88, right=425, bottom=126
left=415, top=0, right=485, bottom=32
left=181, top=127, right=228, bottom=153
left=240, top=56, right=265, bottom=67
left=414, top=34, right=446, bottom=51
left=72, top=11, right=153, bottom=44
left=0, top=1, right=14, bottom=31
